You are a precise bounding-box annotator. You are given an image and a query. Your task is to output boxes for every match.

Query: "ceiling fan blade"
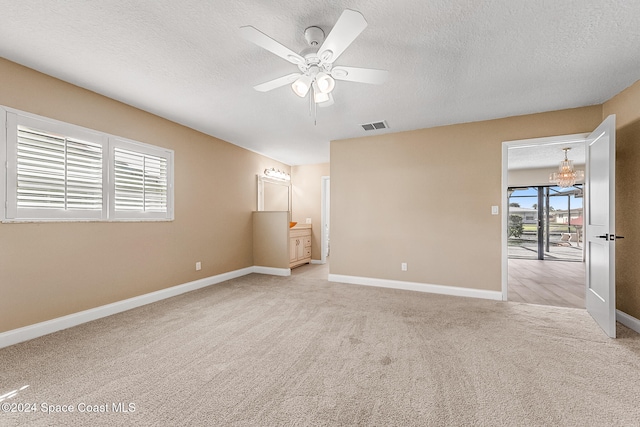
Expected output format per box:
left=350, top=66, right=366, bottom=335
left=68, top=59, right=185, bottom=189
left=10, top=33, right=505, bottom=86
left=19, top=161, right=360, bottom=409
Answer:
left=331, top=66, right=388, bottom=84
left=253, top=73, right=302, bottom=92
left=240, top=26, right=305, bottom=65
left=318, top=9, right=367, bottom=64
left=318, top=93, right=334, bottom=107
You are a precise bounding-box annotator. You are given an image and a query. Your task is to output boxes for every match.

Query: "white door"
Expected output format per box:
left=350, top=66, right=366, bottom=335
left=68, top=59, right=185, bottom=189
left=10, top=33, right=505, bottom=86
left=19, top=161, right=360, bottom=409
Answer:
left=585, top=115, right=617, bottom=338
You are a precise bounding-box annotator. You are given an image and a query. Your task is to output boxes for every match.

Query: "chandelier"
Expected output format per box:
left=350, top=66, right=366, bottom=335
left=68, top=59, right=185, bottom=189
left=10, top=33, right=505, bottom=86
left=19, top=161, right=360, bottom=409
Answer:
left=549, top=147, right=584, bottom=188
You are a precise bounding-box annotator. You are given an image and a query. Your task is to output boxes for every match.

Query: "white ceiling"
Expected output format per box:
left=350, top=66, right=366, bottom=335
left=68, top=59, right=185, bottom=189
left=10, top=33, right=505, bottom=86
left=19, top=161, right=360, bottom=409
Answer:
left=508, top=139, right=586, bottom=170
left=1, top=1, right=639, bottom=166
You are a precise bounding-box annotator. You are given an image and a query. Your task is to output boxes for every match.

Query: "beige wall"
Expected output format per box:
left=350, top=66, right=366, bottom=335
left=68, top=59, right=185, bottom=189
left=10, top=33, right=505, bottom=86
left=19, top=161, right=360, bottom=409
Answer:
left=603, top=79, right=640, bottom=320
left=330, top=107, right=602, bottom=291
left=0, top=58, right=289, bottom=333
left=291, top=163, right=330, bottom=261
left=253, top=211, right=290, bottom=268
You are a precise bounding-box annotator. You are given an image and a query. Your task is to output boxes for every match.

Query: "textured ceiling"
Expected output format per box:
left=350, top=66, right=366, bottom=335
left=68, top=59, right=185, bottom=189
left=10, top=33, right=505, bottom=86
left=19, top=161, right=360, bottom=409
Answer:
left=508, top=139, right=586, bottom=171
left=1, top=1, right=639, bottom=166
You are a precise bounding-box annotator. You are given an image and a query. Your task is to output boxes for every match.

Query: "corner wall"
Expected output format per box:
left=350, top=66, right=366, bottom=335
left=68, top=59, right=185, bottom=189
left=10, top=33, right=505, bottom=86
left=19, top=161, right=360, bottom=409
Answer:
left=0, top=58, right=289, bottom=333
left=603, top=79, right=640, bottom=320
left=330, top=107, right=602, bottom=292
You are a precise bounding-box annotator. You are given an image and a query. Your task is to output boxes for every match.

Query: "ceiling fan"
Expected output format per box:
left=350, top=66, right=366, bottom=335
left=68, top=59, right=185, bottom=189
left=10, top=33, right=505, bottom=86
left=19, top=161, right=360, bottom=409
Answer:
left=240, top=9, right=388, bottom=108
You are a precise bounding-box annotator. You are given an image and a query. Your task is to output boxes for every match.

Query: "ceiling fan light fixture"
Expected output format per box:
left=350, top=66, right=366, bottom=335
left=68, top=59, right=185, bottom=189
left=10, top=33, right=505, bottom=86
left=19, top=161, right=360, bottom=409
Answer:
left=313, top=84, right=330, bottom=103
left=291, top=75, right=312, bottom=97
left=315, top=72, right=335, bottom=93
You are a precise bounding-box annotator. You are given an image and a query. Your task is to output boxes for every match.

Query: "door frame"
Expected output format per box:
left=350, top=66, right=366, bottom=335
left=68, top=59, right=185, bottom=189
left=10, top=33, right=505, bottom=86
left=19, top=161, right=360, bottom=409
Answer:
left=501, top=133, right=588, bottom=300
left=320, top=175, right=330, bottom=264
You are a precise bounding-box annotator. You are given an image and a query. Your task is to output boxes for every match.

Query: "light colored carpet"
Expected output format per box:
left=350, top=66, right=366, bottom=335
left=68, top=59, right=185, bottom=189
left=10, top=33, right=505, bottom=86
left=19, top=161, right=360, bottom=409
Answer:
left=1, top=273, right=639, bottom=426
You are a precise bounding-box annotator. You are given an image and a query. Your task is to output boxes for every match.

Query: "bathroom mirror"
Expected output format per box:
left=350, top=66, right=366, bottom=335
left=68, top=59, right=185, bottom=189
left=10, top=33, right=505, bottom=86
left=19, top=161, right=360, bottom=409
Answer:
left=257, top=174, right=291, bottom=212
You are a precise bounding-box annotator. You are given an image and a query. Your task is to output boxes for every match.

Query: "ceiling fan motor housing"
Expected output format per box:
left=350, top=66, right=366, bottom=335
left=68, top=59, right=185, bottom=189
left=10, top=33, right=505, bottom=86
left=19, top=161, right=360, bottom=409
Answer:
left=297, top=26, right=328, bottom=73
left=304, top=26, right=324, bottom=46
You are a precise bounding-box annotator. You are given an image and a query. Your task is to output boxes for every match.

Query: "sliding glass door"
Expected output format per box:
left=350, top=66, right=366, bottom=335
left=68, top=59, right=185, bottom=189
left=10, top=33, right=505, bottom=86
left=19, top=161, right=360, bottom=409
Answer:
left=508, top=185, right=583, bottom=262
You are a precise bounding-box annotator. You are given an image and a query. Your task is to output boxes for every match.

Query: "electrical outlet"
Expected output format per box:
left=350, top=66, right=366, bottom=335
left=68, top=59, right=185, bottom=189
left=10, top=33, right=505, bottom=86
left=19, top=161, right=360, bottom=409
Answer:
left=306, top=218, right=312, bottom=224
left=195, top=261, right=201, bottom=271
left=401, top=262, right=407, bottom=271
left=491, top=205, right=499, bottom=215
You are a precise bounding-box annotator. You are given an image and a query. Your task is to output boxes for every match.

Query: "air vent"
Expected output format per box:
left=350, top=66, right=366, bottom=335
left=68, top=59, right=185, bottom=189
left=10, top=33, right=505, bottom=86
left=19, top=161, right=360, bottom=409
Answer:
left=361, top=120, right=389, bottom=131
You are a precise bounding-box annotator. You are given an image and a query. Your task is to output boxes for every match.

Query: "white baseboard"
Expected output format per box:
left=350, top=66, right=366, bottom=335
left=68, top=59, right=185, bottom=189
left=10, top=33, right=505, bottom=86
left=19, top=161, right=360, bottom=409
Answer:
left=0, top=266, right=261, bottom=349
left=328, top=274, right=502, bottom=301
left=310, top=259, right=325, bottom=265
left=252, top=266, right=291, bottom=276
left=5, top=269, right=632, bottom=350
left=617, top=310, right=640, bottom=335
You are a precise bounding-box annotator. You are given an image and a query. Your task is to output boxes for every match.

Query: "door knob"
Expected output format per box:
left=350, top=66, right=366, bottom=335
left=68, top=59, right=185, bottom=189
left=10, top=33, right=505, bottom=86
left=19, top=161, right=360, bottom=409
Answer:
left=596, top=234, right=625, bottom=240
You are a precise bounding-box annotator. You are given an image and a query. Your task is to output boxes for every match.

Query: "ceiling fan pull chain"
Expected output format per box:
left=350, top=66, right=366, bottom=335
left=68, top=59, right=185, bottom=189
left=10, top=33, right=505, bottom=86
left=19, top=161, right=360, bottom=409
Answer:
left=314, top=94, right=318, bottom=126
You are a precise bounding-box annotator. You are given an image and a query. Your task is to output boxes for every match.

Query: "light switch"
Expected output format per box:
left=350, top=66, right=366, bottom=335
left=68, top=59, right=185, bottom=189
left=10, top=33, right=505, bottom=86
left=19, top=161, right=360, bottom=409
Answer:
left=491, top=206, right=499, bottom=215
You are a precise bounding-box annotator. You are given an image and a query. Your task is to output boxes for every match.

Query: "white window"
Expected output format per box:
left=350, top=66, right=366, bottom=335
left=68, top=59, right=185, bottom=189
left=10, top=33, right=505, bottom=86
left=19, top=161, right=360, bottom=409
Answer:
left=1, top=107, right=174, bottom=222
left=110, top=138, right=171, bottom=220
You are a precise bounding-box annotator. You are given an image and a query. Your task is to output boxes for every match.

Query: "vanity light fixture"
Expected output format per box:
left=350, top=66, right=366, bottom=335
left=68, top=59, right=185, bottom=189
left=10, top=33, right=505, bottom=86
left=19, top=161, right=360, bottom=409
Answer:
left=264, top=168, right=291, bottom=181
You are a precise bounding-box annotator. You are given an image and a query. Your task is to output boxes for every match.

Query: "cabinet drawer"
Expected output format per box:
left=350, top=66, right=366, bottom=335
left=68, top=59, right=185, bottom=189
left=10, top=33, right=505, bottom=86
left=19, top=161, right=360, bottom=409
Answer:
left=303, top=247, right=311, bottom=258
left=303, top=236, right=311, bottom=247
left=290, top=228, right=310, bottom=238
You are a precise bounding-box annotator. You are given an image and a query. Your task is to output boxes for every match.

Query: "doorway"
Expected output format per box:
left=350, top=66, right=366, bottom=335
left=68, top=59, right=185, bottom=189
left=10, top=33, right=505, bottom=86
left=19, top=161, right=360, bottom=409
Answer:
left=502, top=116, right=618, bottom=337
left=320, top=176, right=330, bottom=264
left=502, top=134, right=587, bottom=309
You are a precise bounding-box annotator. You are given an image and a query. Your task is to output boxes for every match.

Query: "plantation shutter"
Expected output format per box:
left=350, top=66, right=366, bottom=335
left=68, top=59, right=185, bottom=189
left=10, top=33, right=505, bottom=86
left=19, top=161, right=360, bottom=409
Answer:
left=3, top=108, right=172, bottom=222
left=114, top=148, right=168, bottom=212
left=16, top=125, right=103, bottom=211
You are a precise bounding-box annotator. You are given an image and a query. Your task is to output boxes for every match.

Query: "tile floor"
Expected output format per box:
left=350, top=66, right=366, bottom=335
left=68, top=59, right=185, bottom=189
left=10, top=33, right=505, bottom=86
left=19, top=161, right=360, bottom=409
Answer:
left=508, top=258, right=585, bottom=308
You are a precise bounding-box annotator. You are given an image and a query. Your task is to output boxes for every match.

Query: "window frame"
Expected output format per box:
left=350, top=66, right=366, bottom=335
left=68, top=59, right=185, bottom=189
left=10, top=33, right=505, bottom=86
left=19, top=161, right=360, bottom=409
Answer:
left=5, top=111, right=109, bottom=221
left=1, top=106, right=174, bottom=223
left=109, top=136, right=174, bottom=221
